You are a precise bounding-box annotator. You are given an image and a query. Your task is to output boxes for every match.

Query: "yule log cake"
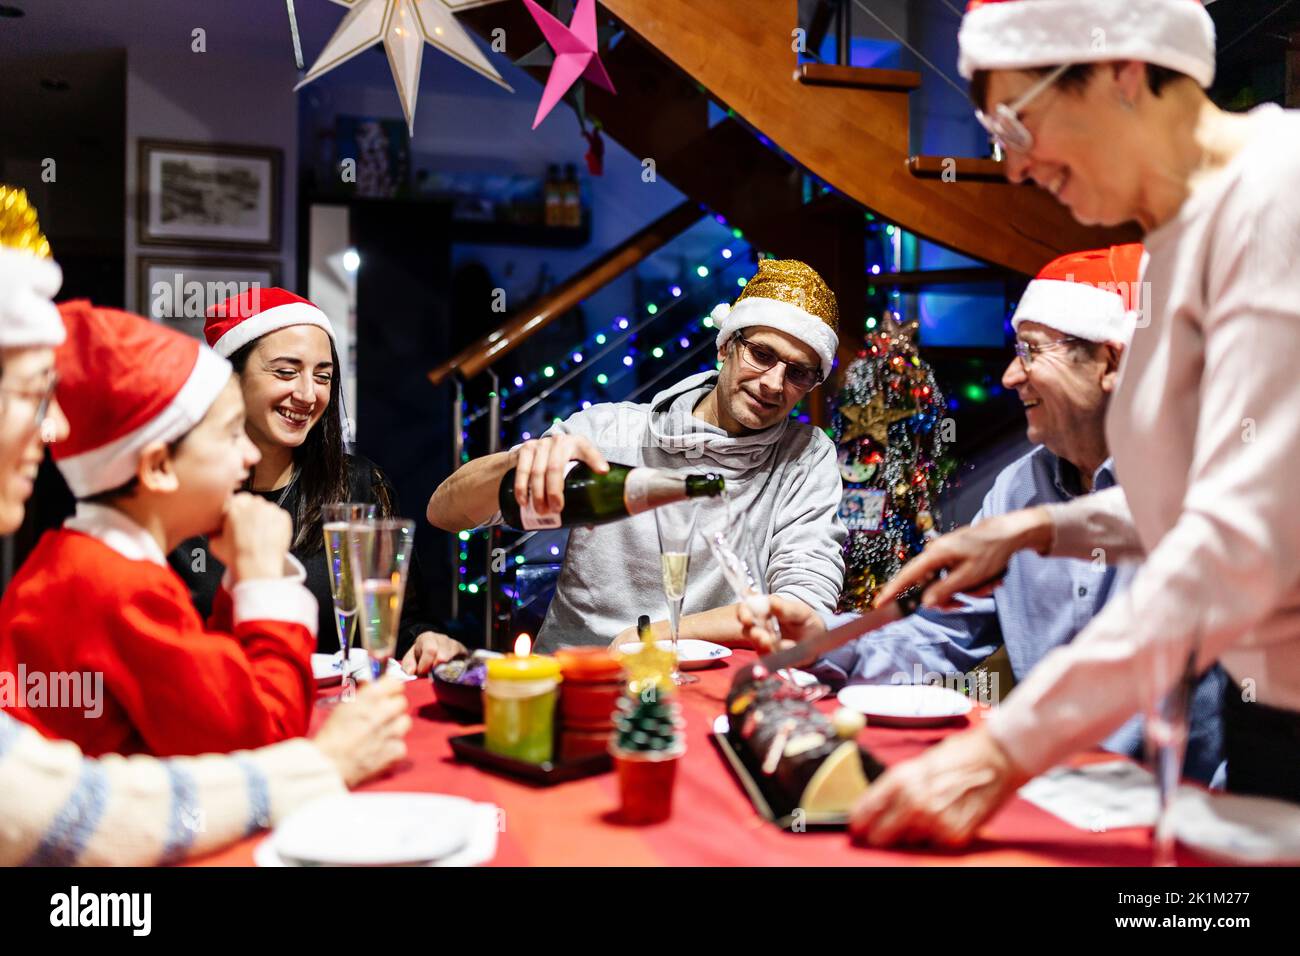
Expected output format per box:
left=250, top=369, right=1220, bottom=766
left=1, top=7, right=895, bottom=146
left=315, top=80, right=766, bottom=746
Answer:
left=725, top=674, right=883, bottom=820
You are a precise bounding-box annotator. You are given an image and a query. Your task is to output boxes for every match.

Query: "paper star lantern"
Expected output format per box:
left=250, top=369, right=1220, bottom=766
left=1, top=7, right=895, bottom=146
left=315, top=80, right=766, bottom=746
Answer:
left=841, top=392, right=918, bottom=445
left=296, top=0, right=512, bottom=134
left=522, top=0, right=616, bottom=129
left=514, top=0, right=620, bottom=130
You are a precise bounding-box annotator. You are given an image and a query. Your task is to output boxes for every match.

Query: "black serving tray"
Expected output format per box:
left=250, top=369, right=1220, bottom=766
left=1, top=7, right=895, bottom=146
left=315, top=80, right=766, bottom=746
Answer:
left=709, top=731, right=851, bottom=831
left=449, top=732, right=611, bottom=785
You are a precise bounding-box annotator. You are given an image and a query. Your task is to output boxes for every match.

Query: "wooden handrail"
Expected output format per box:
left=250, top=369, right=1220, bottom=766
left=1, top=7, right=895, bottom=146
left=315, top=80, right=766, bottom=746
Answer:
left=427, top=200, right=703, bottom=386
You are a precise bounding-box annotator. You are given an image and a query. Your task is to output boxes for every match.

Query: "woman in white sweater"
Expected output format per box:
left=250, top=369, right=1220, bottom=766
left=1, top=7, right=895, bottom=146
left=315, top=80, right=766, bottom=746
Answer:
left=0, top=186, right=411, bottom=865
left=849, top=1, right=1300, bottom=845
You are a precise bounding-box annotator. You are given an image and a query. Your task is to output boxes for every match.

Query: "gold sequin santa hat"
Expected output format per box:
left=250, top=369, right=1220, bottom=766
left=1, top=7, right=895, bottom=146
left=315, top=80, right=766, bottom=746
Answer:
left=711, top=259, right=840, bottom=381
left=0, top=185, right=65, bottom=347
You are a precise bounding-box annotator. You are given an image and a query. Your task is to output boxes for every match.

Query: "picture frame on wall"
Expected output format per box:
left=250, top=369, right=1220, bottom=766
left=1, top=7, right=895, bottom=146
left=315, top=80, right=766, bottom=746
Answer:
left=138, top=139, right=282, bottom=250
left=138, top=256, right=281, bottom=341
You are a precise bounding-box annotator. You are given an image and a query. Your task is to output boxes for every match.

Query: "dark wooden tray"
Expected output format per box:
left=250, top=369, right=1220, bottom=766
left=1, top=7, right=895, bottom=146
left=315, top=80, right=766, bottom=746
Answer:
left=449, top=732, right=611, bottom=785
left=709, top=730, right=851, bottom=831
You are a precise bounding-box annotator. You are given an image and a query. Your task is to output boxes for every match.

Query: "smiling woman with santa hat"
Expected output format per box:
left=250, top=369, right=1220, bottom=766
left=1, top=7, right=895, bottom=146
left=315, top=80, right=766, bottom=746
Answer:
left=168, top=287, right=467, bottom=671
left=857, top=0, right=1300, bottom=846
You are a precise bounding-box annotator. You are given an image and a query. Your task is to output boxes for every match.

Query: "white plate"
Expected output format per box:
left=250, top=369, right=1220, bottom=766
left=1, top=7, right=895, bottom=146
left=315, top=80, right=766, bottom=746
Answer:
left=257, top=798, right=501, bottom=868
left=312, top=648, right=371, bottom=686
left=619, top=638, right=732, bottom=669
left=1172, top=786, right=1300, bottom=865
left=836, top=683, right=973, bottom=727
left=272, top=793, right=472, bottom=867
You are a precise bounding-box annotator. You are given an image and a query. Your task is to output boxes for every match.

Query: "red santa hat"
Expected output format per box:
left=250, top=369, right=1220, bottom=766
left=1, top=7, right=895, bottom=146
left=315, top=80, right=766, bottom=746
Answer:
left=203, top=286, right=335, bottom=359
left=959, top=0, right=1217, bottom=89
left=52, top=301, right=233, bottom=498
left=1012, top=243, right=1145, bottom=345
left=0, top=186, right=65, bottom=348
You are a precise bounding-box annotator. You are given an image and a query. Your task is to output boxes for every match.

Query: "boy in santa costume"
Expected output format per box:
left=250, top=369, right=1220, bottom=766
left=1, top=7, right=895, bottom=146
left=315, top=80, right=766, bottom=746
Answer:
left=0, top=301, right=318, bottom=758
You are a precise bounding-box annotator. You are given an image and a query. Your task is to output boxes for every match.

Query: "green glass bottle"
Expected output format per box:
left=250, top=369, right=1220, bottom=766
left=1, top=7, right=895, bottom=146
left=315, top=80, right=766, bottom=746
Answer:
left=498, top=462, right=724, bottom=530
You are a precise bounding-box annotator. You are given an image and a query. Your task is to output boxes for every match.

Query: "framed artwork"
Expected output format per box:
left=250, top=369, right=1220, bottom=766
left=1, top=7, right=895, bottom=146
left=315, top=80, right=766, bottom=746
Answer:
left=138, top=139, right=282, bottom=250
left=138, top=256, right=281, bottom=341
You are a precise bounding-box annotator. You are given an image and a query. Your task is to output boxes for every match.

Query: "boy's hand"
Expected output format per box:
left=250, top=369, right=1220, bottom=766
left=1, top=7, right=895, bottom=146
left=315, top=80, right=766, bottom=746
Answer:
left=209, top=493, right=294, bottom=582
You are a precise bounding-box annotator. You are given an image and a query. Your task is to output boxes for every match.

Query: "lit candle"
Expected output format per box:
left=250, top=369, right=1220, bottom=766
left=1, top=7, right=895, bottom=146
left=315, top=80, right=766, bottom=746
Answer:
left=484, top=634, right=562, bottom=764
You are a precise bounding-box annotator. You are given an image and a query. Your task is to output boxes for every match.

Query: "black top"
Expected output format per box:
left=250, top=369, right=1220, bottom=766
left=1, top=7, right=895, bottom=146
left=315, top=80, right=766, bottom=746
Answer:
left=168, top=454, right=439, bottom=657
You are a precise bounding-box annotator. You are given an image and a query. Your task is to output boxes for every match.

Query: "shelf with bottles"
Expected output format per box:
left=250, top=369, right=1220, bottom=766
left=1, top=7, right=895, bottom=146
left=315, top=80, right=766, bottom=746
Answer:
left=418, top=161, right=592, bottom=248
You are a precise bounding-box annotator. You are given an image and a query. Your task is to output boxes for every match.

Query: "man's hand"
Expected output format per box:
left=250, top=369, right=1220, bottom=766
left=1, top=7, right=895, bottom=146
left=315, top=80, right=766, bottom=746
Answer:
left=609, top=625, right=641, bottom=651
left=512, top=433, right=608, bottom=516
left=734, top=593, right=821, bottom=652
left=873, top=507, right=1054, bottom=610
left=400, top=631, right=469, bottom=676
left=848, top=726, right=1030, bottom=848
left=208, top=493, right=293, bottom=583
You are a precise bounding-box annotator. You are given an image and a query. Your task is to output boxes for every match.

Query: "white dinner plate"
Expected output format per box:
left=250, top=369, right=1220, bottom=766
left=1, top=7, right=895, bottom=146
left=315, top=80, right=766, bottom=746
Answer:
left=271, top=793, right=472, bottom=867
left=836, top=683, right=973, bottom=727
left=619, top=638, right=732, bottom=669
left=311, top=648, right=371, bottom=686
left=1172, top=786, right=1300, bottom=865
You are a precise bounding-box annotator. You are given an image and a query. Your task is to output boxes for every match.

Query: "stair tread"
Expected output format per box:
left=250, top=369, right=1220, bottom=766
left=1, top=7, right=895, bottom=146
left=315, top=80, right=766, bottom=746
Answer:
left=797, top=63, right=921, bottom=91
left=908, top=155, right=1008, bottom=182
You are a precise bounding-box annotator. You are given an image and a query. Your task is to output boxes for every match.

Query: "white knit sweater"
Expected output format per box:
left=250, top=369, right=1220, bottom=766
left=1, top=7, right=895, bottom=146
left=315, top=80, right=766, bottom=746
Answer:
left=0, top=711, right=343, bottom=866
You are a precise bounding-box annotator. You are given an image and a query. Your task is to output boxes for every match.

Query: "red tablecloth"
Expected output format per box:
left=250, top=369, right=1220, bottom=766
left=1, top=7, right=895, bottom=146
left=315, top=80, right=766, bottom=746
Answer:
left=193, top=651, right=1197, bottom=866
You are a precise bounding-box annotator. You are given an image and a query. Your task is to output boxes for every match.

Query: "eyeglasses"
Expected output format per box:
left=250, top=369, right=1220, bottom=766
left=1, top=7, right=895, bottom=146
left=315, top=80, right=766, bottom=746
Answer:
left=731, top=332, right=823, bottom=392
left=1013, top=337, right=1082, bottom=370
left=975, top=63, right=1071, bottom=154
left=0, top=371, right=59, bottom=434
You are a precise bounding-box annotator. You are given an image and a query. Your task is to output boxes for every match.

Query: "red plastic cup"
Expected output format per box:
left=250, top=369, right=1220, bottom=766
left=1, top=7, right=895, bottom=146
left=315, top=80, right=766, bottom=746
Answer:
left=612, top=745, right=684, bottom=824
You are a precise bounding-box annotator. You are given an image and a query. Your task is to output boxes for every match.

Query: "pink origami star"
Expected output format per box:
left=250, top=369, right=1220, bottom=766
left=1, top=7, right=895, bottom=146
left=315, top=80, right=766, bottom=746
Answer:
left=522, top=0, right=617, bottom=129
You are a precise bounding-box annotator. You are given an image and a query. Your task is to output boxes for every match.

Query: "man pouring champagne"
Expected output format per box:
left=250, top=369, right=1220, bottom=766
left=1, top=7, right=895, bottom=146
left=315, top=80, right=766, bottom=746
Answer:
left=426, top=259, right=848, bottom=653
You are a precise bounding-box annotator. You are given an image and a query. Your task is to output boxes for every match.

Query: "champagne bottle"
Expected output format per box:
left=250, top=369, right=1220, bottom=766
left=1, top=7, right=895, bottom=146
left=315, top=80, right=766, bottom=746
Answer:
left=498, top=462, right=724, bottom=530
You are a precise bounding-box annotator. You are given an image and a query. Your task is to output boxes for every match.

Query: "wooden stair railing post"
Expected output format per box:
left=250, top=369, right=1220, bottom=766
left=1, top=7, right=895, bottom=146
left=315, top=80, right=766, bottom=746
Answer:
left=450, top=377, right=464, bottom=620
left=485, top=370, right=502, bottom=651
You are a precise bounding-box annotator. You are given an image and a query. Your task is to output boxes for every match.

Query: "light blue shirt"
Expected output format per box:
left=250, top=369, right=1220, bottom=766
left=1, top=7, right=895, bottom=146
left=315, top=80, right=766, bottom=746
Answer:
left=813, top=446, right=1224, bottom=783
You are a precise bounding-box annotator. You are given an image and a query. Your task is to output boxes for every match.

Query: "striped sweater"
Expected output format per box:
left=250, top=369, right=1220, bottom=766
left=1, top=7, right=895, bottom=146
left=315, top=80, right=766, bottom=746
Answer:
left=0, top=711, right=343, bottom=866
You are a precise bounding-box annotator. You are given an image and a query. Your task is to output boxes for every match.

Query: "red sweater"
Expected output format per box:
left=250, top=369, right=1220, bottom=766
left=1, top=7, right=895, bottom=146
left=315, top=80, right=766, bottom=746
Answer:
left=0, top=528, right=316, bottom=757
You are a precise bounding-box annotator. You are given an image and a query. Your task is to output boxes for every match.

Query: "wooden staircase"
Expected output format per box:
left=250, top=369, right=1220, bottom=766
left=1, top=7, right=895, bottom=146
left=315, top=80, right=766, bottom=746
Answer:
left=458, top=0, right=1136, bottom=279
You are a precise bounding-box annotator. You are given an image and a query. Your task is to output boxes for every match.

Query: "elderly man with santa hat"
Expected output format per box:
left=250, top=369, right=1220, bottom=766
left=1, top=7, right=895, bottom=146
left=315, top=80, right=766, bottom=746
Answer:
left=753, top=246, right=1225, bottom=783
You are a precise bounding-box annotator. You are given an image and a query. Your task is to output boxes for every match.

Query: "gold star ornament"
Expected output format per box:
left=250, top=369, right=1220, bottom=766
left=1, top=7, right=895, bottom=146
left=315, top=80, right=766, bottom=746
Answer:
left=840, top=392, right=917, bottom=445
left=296, top=0, right=512, bottom=134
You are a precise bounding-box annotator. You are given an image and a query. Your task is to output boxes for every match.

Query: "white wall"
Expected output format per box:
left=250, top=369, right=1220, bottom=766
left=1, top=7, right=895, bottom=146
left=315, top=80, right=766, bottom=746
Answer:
left=124, top=43, right=299, bottom=311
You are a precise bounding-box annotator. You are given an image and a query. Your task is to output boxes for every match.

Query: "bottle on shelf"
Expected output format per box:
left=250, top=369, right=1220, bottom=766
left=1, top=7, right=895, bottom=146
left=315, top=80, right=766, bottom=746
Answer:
left=543, top=163, right=562, bottom=228
left=561, top=163, right=582, bottom=228
left=498, top=462, right=724, bottom=530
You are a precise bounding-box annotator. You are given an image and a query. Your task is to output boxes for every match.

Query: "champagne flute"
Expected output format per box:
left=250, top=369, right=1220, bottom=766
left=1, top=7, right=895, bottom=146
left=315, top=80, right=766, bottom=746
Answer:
left=347, top=518, right=415, bottom=680
left=321, top=503, right=376, bottom=704
left=654, top=500, right=699, bottom=686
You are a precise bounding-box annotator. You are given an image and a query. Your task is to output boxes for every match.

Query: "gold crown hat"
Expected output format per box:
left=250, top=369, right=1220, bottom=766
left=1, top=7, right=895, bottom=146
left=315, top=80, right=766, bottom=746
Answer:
left=711, top=259, right=839, bottom=380
left=0, top=186, right=65, bottom=347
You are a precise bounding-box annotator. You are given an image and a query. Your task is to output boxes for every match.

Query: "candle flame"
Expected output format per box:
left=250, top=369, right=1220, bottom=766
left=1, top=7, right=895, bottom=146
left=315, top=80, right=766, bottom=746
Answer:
left=514, top=633, right=531, bottom=656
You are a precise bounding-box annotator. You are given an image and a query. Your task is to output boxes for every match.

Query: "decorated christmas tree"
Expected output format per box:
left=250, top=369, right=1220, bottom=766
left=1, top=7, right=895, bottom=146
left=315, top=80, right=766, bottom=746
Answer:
left=614, top=692, right=681, bottom=754
left=832, top=317, right=955, bottom=611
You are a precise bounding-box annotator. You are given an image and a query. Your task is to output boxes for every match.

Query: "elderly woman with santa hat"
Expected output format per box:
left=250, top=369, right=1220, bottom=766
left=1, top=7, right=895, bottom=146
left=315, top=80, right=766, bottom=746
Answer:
left=853, top=0, right=1300, bottom=845
left=169, top=288, right=468, bottom=676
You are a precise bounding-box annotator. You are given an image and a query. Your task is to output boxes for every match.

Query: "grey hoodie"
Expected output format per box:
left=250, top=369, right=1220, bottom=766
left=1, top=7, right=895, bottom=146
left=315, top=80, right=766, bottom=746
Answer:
left=486, top=371, right=846, bottom=649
